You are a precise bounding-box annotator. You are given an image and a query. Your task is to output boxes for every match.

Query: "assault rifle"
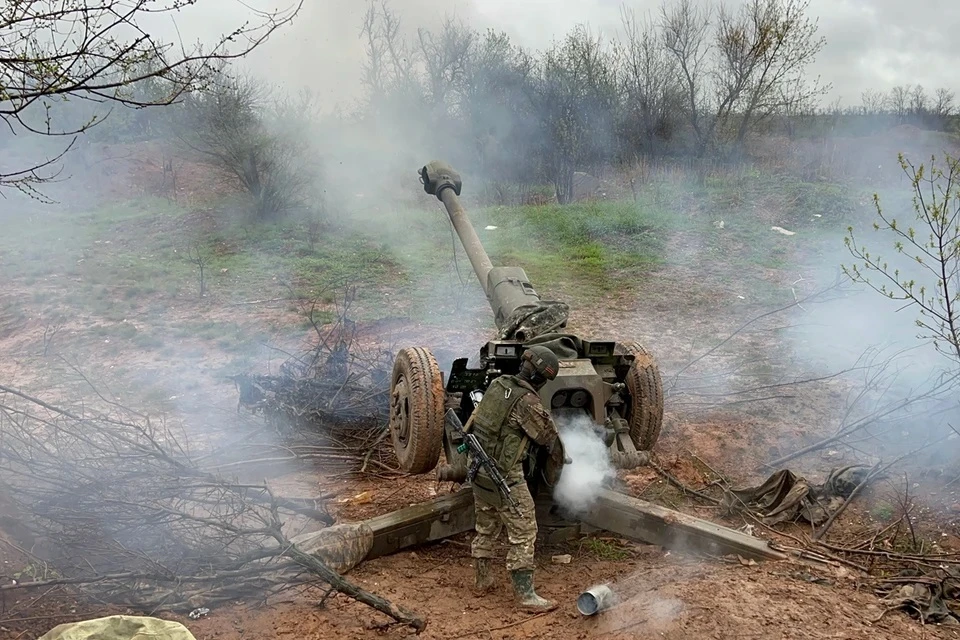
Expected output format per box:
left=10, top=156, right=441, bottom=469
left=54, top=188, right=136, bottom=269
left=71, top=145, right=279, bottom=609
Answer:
left=444, top=409, right=521, bottom=513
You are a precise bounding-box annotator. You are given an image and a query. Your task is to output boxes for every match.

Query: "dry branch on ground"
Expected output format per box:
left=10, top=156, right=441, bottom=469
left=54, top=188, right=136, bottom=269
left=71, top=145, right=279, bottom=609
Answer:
left=231, top=285, right=400, bottom=475
left=0, top=380, right=424, bottom=631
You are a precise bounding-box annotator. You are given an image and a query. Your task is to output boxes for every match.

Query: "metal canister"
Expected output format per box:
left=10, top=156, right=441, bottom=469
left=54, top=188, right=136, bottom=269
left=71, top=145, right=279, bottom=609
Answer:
left=576, top=583, right=617, bottom=616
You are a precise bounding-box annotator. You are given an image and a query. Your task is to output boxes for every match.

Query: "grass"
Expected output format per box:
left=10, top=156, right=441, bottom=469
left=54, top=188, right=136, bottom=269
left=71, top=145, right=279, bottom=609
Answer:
left=89, top=322, right=139, bottom=340
left=871, top=502, right=895, bottom=522
left=474, top=200, right=673, bottom=292
left=0, top=166, right=860, bottom=338
left=298, top=308, right=336, bottom=330
left=578, top=536, right=632, bottom=561
left=0, top=197, right=402, bottom=323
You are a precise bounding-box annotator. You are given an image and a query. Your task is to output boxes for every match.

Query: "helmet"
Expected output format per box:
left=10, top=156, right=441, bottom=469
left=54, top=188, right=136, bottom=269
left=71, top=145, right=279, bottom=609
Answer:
left=522, top=345, right=560, bottom=381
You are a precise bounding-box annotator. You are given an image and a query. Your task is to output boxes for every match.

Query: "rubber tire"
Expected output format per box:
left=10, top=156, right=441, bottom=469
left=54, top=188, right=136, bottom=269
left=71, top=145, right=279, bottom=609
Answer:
left=614, top=341, right=664, bottom=451
left=389, top=347, right=445, bottom=474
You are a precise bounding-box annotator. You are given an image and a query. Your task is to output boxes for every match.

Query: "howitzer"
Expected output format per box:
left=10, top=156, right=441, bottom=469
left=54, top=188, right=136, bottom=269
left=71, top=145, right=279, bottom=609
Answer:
left=287, top=163, right=786, bottom=585
left=387, top=161, right=663, bottom=490
left=444, top=409, right=521, bottom=513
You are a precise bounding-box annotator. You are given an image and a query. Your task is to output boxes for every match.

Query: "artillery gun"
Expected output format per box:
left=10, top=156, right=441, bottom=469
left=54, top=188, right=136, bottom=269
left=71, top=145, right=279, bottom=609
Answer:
left=291, top=177, right=784, bottom=583
left=387, top=161, right=665, bottom=488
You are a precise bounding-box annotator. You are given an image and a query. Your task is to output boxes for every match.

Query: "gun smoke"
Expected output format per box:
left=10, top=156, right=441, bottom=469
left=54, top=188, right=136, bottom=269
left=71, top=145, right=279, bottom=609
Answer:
left=552, top=412, right=616, bottom=516
left=3, top=1, right=960, bottom=636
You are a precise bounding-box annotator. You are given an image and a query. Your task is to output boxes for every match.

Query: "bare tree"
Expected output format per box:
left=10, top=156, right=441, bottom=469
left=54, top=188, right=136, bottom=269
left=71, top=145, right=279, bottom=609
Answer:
left=844, top=154, right=960, bottom=365
left=616, top=6, right=682, bottom=156
left=775, top=74, right=818, bottom=140
left=535, top=25, right=620, bottom=203
left=417, top=17, right=476, bottom=109
left=0, top=381, right=423, bottom=630
left=861, top=88, right=886, bottom=115
left=359, top=0, right=418, bottom=110
left=721, top=0, right=829, bottom=149
left=0, top=0, right=302, bottom=196
left=188, top=242, right=209, bottom=297
left=461, top=30, right=540, bottom=199
left=176, top=73, right=318, bottom=219
left=42, top=315, right=67, bottom=356
left=660, top=0, right=827, bottom=157
left=888, top=85, right=910, bottom=120
left=660, top=0, right=713, bottom=157
left=359, top=1, right=390, bottom=100
left=934, top=88, right=956, bottom=119
left=909, top=85, right=929, bottom=116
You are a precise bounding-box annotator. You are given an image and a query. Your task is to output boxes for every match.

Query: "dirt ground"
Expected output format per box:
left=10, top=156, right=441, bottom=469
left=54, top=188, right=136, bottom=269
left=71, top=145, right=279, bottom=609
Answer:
left=2, top=147, right=960, bottom=639
left=3, top=307, right=958, bottom=640
left=3, top=473, right=945, bottom=640
left=178, top=533, right=946, bottom=640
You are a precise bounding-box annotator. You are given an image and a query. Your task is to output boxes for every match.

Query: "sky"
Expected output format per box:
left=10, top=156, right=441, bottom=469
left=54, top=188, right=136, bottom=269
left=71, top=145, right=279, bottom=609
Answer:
left=151, top=0, right=959, bottom=111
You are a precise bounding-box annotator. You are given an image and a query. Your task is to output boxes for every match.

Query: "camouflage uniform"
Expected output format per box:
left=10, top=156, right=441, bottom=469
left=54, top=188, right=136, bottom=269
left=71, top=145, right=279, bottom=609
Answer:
left=468, top=375, right=558, bottom=571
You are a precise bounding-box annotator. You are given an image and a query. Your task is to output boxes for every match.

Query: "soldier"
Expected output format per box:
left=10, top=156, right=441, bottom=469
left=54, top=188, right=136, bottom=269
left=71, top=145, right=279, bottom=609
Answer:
left=467, top=345, right=562, bottom=610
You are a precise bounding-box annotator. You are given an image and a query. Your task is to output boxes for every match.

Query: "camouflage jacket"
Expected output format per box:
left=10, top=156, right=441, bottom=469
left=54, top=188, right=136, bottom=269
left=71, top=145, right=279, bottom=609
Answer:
left=470, top=375, right=559, bottom=479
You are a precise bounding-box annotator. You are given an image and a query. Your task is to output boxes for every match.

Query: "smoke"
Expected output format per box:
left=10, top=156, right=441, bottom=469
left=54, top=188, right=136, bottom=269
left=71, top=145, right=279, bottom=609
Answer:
left=552, top=411, right=616, bottom=516
left=3, top=3, right=960, bottom=620
left=781, top=227, right=960, bottom=451
left=578, top=576, right=685, bottom=630
left=2, top=0, right=959, bottom=487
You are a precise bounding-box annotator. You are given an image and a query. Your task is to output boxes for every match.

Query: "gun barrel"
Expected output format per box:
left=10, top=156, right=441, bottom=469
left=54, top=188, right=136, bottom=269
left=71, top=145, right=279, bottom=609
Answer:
left=438, top=187, right=494, bottom=296
left=420, top=161, right=565, bottom=339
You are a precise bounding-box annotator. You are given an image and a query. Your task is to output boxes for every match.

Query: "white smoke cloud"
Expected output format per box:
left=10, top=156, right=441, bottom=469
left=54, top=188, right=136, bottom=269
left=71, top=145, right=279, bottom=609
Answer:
left=552, top=412, right=616, bottom=515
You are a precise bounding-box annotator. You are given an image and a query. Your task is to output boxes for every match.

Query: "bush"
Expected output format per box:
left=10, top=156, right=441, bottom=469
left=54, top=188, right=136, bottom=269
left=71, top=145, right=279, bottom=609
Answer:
left=175, top=74, right=322, bottom=219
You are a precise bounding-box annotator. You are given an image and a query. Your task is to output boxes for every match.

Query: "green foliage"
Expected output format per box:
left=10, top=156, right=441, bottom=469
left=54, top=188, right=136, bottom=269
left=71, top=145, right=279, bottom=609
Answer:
left=535, top=26, right=621, bottom=202
left=299, top=309, right=335, bottom=330
left=12, top=562, right=59, bottom=582
left=578, top=536, right=631, bottom=561
left=0, top=197, right=396, bottom=322
left=0, top=164, right=853, bottom=341
left=778, top=177, right=854, bottom=221
left=707, top=168, right=852, bottom=222
left=478, top=201, right=671, bottom=290
left=843, top=153, right=960, bottom=363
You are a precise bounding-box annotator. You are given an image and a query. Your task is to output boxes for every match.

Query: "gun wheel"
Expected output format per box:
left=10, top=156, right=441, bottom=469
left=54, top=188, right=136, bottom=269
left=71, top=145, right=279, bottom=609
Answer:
left=615, top=340, right=664, bottom=451
left=389, top=347, right=445, bottom=474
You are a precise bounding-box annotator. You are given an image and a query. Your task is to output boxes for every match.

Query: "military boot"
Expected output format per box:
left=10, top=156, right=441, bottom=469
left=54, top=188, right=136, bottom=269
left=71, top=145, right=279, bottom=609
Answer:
left=474, top=558, right=495, bottom=593
left=510, top=569, right=557, bottom=610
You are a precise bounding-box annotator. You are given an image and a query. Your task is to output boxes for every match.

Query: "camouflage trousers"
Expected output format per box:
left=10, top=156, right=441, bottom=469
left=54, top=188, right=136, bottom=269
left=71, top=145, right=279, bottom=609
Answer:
left=470, top=473, right=538, bottom=572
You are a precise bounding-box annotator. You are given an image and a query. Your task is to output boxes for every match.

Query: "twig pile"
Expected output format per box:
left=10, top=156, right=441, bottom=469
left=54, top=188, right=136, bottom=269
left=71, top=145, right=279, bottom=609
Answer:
left=231, top=285, right=398, bottom=474
left=675, top=441, right=960, bottom=625
left=0, top=383, right=424, bottom=630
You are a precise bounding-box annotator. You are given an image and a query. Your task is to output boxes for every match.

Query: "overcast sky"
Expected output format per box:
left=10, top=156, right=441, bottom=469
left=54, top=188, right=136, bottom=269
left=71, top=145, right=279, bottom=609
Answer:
left=166, top=0, right=959, bottom=111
